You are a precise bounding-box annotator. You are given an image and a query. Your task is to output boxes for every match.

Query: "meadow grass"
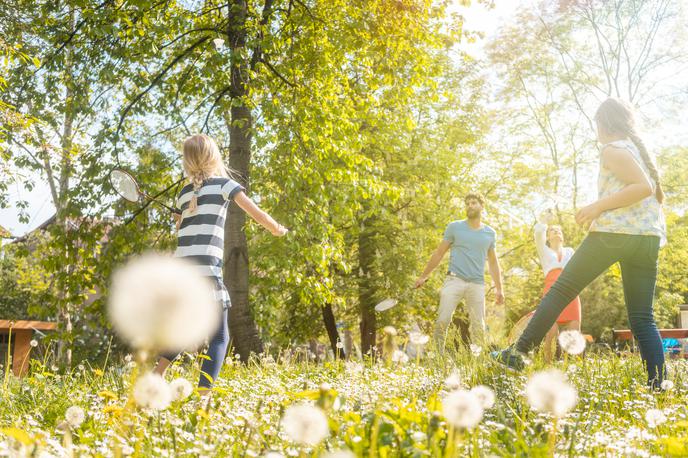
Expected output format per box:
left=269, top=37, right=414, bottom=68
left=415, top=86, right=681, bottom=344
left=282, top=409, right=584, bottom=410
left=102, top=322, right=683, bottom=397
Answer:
left=2, top=343, right=688, bottom=457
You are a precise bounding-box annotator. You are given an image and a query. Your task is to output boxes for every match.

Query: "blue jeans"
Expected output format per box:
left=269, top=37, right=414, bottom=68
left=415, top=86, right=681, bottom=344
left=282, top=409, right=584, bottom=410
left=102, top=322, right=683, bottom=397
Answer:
left=516, top=232, right=664, bottom=387
left=160, top=307, right=230, bottom=389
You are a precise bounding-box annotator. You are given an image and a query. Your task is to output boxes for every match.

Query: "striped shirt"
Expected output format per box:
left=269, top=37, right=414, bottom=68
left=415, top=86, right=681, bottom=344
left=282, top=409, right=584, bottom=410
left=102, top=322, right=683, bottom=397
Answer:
left=174, top=177, right=245, bottom=308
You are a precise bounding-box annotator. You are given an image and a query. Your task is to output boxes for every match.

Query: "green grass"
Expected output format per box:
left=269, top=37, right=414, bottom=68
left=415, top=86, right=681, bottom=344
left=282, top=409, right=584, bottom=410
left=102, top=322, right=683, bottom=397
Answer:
left=2, top=346, right=688, bottom=457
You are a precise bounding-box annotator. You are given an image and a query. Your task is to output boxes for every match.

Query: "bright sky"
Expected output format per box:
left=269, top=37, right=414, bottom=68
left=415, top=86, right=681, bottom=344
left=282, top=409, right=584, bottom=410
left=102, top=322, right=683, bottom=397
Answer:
left=0, top=0, right=630, bottom=236
left=0, top=1, right=521, bottom=237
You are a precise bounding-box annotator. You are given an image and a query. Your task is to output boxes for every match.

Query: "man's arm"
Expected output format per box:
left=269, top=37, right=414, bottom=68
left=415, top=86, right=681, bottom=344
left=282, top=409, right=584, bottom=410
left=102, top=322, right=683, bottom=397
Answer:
left=487, top=247, right=505, bottom=304
left=415, top=240, right=451, bottom=288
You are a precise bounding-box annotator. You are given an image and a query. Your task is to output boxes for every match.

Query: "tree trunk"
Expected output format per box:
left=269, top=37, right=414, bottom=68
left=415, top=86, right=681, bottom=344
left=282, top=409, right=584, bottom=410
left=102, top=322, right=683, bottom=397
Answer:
left=225, top=0, right=263, bottom=362
left=322, top=304, right=346, bottom=359
left=358, top=220, right=376, bottom=356
left=56, top=7, right=76, bottom=369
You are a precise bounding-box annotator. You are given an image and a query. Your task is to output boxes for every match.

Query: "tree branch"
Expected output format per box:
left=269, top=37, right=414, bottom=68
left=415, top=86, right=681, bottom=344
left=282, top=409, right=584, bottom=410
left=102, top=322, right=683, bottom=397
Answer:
left=114, top=36, right=211, bottom=151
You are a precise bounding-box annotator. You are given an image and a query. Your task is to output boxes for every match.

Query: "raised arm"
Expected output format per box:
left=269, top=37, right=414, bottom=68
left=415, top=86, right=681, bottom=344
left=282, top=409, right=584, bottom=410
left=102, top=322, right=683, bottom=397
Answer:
left=234, top=192, right=288, bottom=236
left=415, top=239, right=451, bottom=288
left=534, top=222, right=547, bottom=263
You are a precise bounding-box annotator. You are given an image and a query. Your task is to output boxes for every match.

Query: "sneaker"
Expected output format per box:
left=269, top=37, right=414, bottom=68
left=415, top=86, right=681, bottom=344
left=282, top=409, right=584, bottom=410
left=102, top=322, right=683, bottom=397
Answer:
left=490, top=346, right=526, bottom=371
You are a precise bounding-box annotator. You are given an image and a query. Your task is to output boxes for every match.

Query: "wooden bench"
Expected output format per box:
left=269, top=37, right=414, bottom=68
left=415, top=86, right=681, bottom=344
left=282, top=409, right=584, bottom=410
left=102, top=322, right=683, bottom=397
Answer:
left=0, top=320, right=57, bottom=376
left=613, top=328, right=688, bottom=355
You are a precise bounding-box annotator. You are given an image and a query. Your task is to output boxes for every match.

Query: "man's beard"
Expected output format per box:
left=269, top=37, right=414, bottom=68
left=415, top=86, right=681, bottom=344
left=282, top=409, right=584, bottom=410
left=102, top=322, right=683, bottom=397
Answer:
left=467, top=209, right=480, bottom=219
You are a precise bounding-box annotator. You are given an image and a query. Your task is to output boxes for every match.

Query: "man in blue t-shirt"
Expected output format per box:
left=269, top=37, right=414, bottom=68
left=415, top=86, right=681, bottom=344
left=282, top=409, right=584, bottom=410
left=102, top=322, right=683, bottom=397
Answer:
left=415, top=193, right=504, bottom=350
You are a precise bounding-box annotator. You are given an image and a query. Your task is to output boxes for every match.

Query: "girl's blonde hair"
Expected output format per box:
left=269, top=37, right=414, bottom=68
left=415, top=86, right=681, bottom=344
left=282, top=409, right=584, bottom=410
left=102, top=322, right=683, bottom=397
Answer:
left=182, top=134, right=230, bottom=213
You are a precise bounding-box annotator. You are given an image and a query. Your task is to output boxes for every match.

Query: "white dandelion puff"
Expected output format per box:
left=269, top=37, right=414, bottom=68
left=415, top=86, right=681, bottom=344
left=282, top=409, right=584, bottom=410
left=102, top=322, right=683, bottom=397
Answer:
left=30, top=339, right=38, bottom=348
left=470, top=385, right=495, bottom=409
left=391, top=350, right=409, bottom=364
left=444, top=370, right=462, bottom=391
left=281, top=403, right=329, bottom=446
left=645, top=409, right=667, bottom=428
left=65, top=406, right=85, bottom=428
left=526, top=369, right=577, bottom=418
left=660, top=380, right=674, bottom=391
left=409, top=331, right=430, bottom=346
left=557, top=330, right=586, bottom=355
left=469, top=344, right=482, bottom=356
left=133, top=372, right=172, bottom=411
left=108, top=253, right=220, bottom=353
left=169, top=378, right=193, bottom=401
left=442, top=389, right=484, bottom=429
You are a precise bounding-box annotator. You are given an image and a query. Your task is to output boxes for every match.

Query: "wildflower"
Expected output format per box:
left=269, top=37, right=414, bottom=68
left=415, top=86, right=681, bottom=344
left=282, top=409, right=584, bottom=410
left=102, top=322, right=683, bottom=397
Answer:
left=29, top=339, right=38, bottom=348
left=108, top=253, right=220, bottom=353
left=336, top=340, right=344, bottom=349
left=77, top=364, right=85, bottom=371
left=169, top=378, right=193, bottom=401
left=470, top=385, right=495, bottom=409
left=660, top=380, right=674, bottom=391
left=409, top=331, right=430, bottom=346
left=442, top=390, right=484, bottom=429
left=391, top=350, right=409, bottom=364
left=645, top=409, right=667, bottom=428
left=444, top=370, right=462, bottom=390
left=133, top=372, right=172, bottom=410
left=412, top=431, right=427, bottom=442
left=557, top=330, right=586, bottom=355
left=469, top=344, right=482, bottom=356
left=281, top=403, right=329, bottom=446
left=65, top=406, right=85, bottom=428
left=526, top=369, right=577, bottom=418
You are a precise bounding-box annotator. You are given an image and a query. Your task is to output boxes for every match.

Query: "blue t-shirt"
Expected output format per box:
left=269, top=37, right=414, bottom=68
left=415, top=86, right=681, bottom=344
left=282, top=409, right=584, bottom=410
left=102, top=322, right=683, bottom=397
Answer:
left=443, top=220, right=496, bottom=284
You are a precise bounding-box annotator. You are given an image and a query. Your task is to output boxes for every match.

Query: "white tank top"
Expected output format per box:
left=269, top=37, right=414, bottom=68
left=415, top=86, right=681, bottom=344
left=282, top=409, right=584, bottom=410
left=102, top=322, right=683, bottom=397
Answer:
left=589, top=139, right=666, bottom=245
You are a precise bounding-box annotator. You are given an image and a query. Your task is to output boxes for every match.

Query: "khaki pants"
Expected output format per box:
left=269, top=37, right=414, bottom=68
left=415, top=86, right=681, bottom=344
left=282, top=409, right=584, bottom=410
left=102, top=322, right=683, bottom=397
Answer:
left=435, top=276, right=485, bottom=350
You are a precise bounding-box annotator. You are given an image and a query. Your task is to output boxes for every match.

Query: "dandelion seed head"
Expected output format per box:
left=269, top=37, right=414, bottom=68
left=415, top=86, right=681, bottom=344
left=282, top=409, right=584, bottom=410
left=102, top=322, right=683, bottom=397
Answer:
left=409, top=331, right=430, bottom=346
left=645, top=408, right=667, bottom=428
left=65, top=406, right=85, bottom=428
left=558, top=330, right=586, bottom=355
left=169, top=378, right=193, bottom=401
left=133, top=372, right=172, bottom=411
left=391, top=350, right=409, bottom=364
left=470, top=385, right=495, bottom=409
left=281, top=403, right=329, bottom=446
left=469, top=344, right=482, bottom=356
left=108, top=253, right=220, bottom=353
left=660, top=380, right=674, bottom=391
left=442, top=389, right=484, bottom=429
left=526, top=369, right=577, bottom=418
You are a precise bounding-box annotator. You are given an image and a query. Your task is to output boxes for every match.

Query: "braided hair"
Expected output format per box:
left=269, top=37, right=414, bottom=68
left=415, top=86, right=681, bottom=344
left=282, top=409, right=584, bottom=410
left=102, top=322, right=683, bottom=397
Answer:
left=594, top=98, right=664, bottom=204
left=182, top=134, right=232, bottom=213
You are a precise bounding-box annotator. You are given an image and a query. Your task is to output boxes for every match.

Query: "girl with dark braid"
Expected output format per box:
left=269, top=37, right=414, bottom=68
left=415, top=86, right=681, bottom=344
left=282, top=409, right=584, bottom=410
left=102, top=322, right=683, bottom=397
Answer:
left=494, top=98, right=667, bottom=389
